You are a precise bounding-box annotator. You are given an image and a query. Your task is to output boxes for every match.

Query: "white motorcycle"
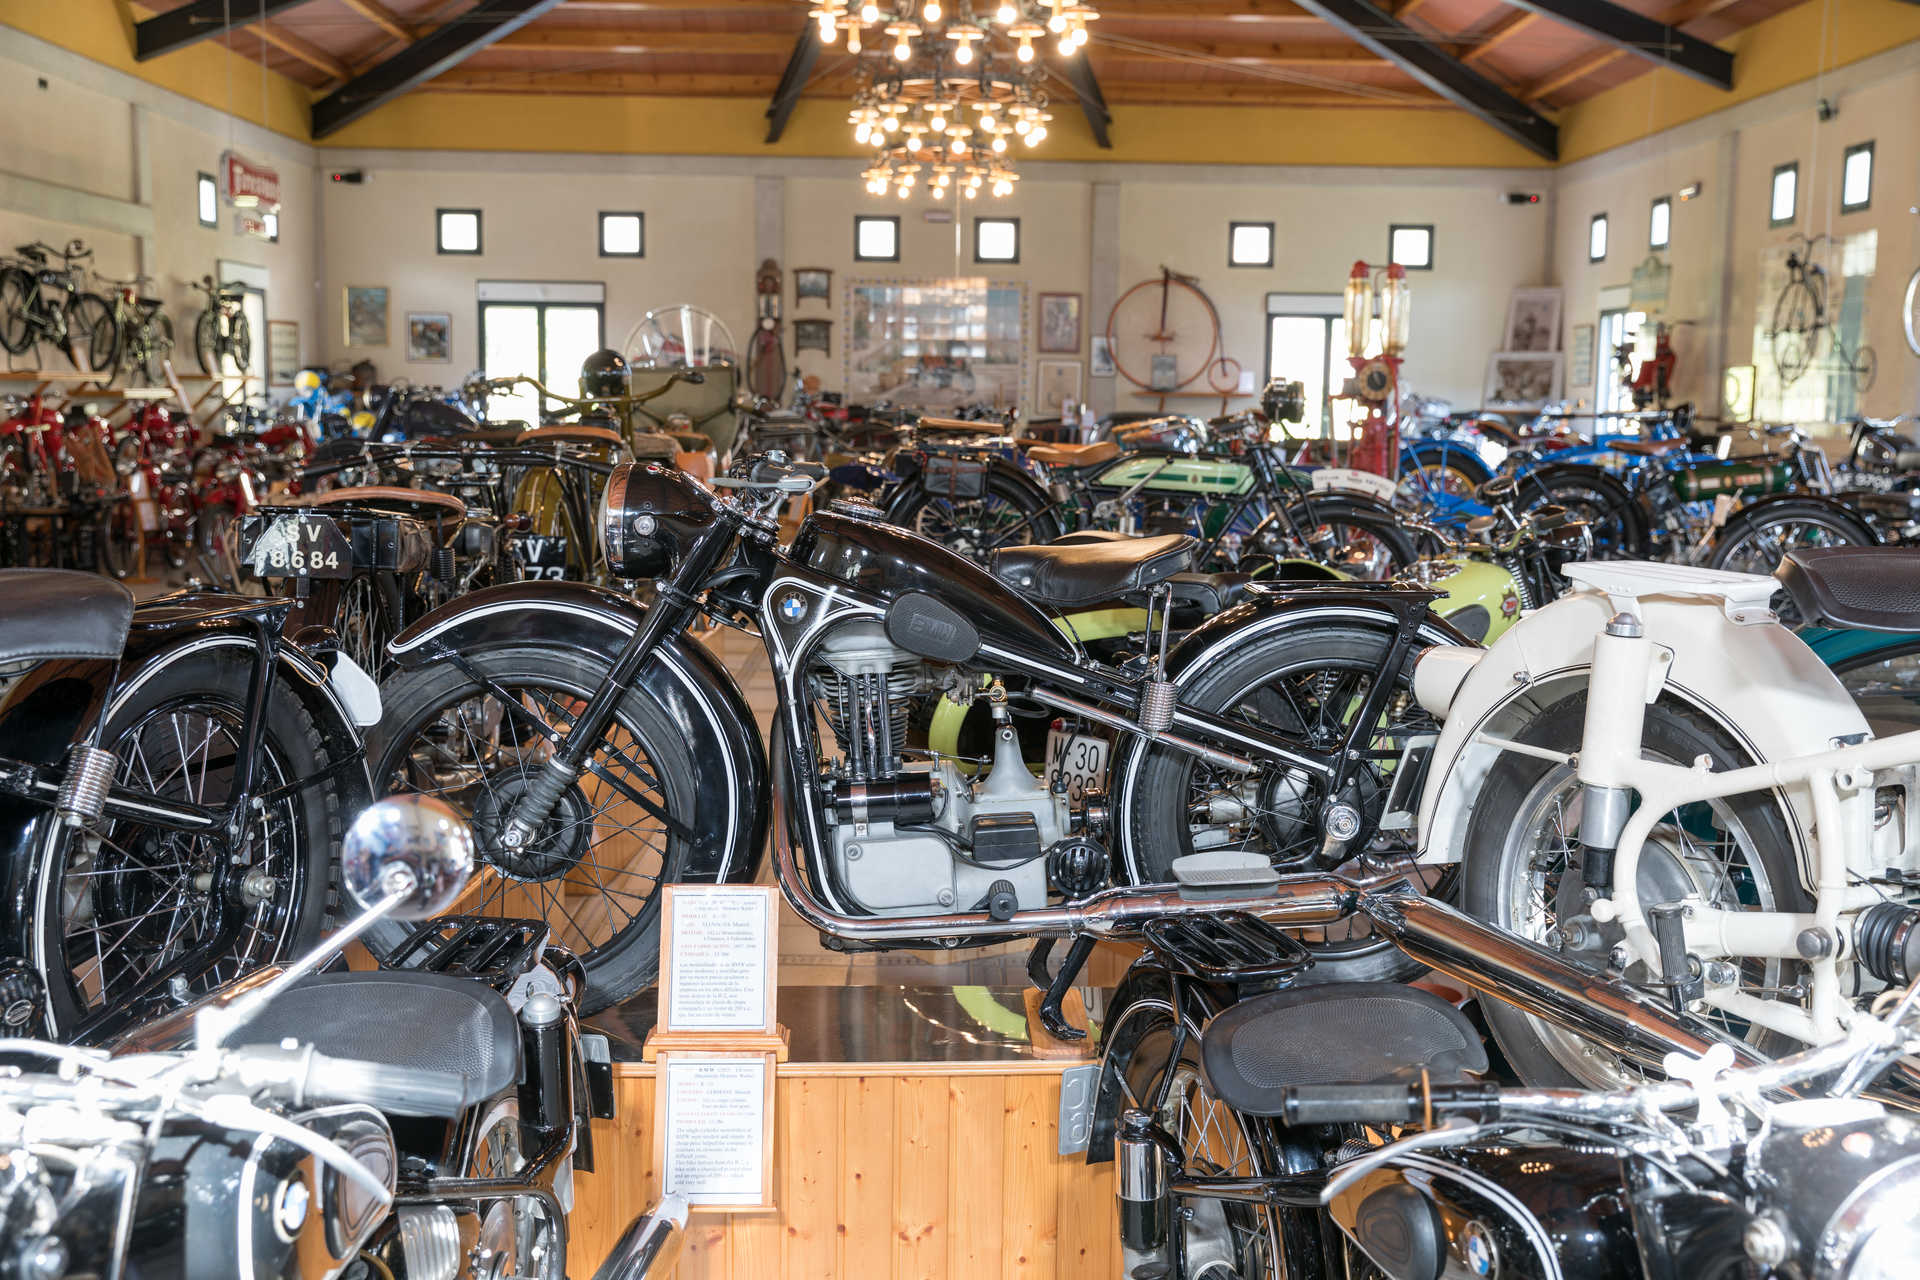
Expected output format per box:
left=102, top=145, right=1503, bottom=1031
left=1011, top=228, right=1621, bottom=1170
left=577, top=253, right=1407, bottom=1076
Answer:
left=1413, top=546, right=1920, bottom=1088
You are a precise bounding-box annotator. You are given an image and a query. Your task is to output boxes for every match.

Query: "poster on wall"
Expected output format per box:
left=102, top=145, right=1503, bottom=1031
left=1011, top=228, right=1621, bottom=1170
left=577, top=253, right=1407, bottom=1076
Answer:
left=407, top=312, right=451, bottom=363
left=267, top=320, right=299, bottom=386
left=1568, top=324, right=1595, bottom=389
left=845, top=278, right=1026, bottom=414
left=345, top=286, right=388, bottom=347
left=1484, top=351, right=1565, bottom=408
left=1090, top=335, right=1115, bottom=377
left=1503, top=288, right=1562, bottom=352
left=1037, top=293, right=1082, bottom=353
left=1036, top=359, right=1083, bottom=413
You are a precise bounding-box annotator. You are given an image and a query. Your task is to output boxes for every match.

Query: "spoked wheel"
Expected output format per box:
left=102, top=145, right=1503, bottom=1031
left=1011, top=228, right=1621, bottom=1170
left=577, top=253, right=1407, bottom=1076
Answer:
left=892, top=472, right=1062, bottom=564
left=35, top=650, right=336, bottom=1035
left=1463, top=692, right=1805, bottom=1088
left=1905, top=267, right=1920, bottom=359
left=140, top=314, right=176, bottom=385
left=1707, top=503, right=1873, bottom=618
left=1272, top=499, right=1418, bottom=580
left=1769, top=277, right=1821, bottom=386
left=1515, top=468, right=1646, bottom=558
left=193, top=308, right=221, bottom=375
left=96, top=496, right=142, bottom=580
left=1125, top=623, right=1444, bottom=982
left=336, top=574, right=392, bottom=675
left=65, top=293, right=118, bottom=374
left=368, top=647, right=696, bottom=1011
left=1849, top=344, right=1877, bottom=392
left=0, top=268, right=33, bottom=355
left=1105, top=992, right=1277, bottom=1280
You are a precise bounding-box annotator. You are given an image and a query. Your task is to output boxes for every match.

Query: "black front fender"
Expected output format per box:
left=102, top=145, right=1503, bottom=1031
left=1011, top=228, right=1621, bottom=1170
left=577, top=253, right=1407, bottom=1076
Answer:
left=387, top=582, right=769, bottom=885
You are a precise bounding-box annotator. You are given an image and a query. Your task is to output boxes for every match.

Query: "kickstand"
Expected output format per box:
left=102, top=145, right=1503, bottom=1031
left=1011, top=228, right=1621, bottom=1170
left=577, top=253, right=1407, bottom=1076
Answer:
left=1025, top=936, right=1095, bottom=1041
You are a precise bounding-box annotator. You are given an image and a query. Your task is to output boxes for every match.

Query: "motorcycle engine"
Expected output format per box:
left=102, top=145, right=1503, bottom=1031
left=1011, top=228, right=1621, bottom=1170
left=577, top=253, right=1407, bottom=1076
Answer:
left=810, top=621, right=1069, bottom=918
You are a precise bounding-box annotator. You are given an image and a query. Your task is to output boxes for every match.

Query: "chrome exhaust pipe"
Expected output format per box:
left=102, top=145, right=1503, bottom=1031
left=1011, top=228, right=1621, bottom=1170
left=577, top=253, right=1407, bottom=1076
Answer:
left=591, top=1193, right=689, bottom=1280
left=770, top=780, right=1350, bottom=943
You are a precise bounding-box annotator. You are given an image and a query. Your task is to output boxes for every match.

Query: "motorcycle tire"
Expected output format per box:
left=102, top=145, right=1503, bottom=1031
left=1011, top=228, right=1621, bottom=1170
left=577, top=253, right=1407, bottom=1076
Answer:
left=1123, top=621, right=1437, bottom=984
left=1462, top=690, right=1806, bottom=1089
left=139, top=313, right=175, bottom=386
left=1707, top=501, right=1875, bottom=592
left=193, top=500, right=238, bottom=587
left=890, top=469, right=1062, bottom=563
left=366, top=645, right=699, bottom=1012
left=65, top=292, right=118, bottom=374
left=1513, top=467, right=1648, bottom=559
left=96, top=499, right=141, bottom=580
left=230, top=311, right=253, bottom=372
left=31, top=646, right=339, bottom=1035
left=1272, top=496, right=1419, bottom=580
left=193, top=308, right=220, bottom=376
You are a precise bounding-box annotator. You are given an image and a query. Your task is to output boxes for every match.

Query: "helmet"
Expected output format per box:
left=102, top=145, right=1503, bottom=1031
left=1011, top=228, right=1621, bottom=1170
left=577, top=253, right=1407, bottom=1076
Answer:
left=581, top=349, right=630, bottom=400
left=294, top=369, right=323, bottom=393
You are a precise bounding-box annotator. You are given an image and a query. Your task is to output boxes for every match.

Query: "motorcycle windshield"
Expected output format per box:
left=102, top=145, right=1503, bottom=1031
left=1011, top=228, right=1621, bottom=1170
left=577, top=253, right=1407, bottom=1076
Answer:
left=625, top=305, right=738, bottom=370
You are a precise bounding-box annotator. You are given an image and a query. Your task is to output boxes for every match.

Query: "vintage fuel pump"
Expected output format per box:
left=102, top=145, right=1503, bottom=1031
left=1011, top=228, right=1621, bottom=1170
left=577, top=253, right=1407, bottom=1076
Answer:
left=1336, top=260, right=1410, bottom=477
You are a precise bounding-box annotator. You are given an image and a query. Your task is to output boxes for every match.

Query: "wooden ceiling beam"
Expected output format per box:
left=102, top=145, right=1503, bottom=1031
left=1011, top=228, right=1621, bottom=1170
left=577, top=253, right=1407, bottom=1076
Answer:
left=562, top=0, right=1323, bottom=16
left=134, top=0, right=320, bottom=59
left=253, top=21, right=353, bottom=82
left=1094, top=40, right=1387, bottom=65
left=1498, top=0, right=1730, bottom=88
left=336, top=0, right=418, bottom=41
left=1459, top=10, right=1541, bottom=64
left=1521, top=0, right=1745, bottom=102
left=495, top=29, right=800, bottom=52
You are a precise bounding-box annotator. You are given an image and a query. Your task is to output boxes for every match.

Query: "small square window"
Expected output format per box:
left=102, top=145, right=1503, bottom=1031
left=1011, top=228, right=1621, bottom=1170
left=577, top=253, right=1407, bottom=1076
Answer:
left=263, top=211, right=279, bottom=243
left=855, top=215, right=899, bottom=262
left=974, top=217, right=1020, bottom=264
left=1841, top=143, right=1873, bottom=213
left=1228, top=222, right=1274, bottom=268
left=437, top=208, right=482, bottom=255
left=1649, top=197, right=1671, bottom=250
left=1388, top=224, right=1433, bottom=270
left=1588, top=213, right=1608, bottom=263
left=600, top=211, right=644, bottom=257
left=1769, top=163, right=1797, bottom=228
left=196, top=173, right=218, bottom=227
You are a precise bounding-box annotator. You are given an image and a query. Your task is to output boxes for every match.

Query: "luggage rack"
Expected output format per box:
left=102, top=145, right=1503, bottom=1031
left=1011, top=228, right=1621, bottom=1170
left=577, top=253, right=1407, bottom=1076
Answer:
left=1140, top=911, right=1315, bottom=983
left=386, top=914, right=549, bottom=990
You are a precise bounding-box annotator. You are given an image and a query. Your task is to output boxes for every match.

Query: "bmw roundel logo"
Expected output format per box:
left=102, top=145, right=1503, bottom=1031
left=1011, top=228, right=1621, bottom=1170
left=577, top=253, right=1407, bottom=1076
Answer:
left=778, top=593, right=807, bottom=622
left=1463, top=1221, right=1497, bottom=1277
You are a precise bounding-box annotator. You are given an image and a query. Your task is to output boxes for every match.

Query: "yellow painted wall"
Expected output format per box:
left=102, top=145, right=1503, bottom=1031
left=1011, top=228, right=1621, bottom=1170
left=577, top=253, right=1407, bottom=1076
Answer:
left=3, top=0, right=314, bottom=142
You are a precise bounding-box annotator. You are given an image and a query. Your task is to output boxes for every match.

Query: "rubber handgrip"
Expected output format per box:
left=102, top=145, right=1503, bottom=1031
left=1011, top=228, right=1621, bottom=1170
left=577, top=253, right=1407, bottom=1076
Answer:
left=307, top=1053, right=472, bottom=1118
left=1282, top=1083, right=1416, bottom=1126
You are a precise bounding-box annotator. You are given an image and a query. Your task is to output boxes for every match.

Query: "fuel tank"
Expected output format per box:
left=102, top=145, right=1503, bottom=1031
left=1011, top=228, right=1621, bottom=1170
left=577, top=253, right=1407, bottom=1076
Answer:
left=788, top=506, right=1072, bottom=658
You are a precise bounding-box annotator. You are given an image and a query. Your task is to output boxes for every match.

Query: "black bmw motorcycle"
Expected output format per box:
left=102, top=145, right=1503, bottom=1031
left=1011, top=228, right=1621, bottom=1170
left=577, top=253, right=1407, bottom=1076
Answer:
left=366, top=455, right=1466, bottom=1010
left=0, top=569, right=372, bottom=1045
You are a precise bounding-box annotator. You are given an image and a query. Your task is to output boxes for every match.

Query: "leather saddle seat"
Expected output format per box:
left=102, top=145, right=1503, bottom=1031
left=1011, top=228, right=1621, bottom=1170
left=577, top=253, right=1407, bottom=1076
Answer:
left=990, top=533, right=1198, bottom=608
left=0, top=569, right=133, bottom=666
left=1042, top=530, right=1250, bottom=612
left=516, top=424, right=628, bottom=452
left=1200, top=982, right=1487, bottom=1116
left=1025, top=440, right=1119, bottom=470
left=237, top=969, right=519, bottom=1108
left=1608, top=437, right=1688, bottom=457
left=301, top=484, right=468, bottom=544
left=628, top=432, right=682, bottom=462
left=1777, top=546, right=1920, bottom=632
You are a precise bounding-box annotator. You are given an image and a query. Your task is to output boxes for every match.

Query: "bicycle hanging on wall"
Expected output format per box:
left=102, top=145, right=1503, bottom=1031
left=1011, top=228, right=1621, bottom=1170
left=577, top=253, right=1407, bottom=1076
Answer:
left=1766, top=231, right=1877, bottom=390
left=1104, top=266, right=1240, bottom=401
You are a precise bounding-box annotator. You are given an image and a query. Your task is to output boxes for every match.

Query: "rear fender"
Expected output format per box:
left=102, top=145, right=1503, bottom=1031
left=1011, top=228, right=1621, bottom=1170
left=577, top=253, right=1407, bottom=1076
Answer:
left=1110, top=589, right=1471, bottom=880
left=1416, top=588, right=1868, bottom=889
left=1717, top=491, right=1881, bottom=542
left=387, top=582, right=768, bottom=884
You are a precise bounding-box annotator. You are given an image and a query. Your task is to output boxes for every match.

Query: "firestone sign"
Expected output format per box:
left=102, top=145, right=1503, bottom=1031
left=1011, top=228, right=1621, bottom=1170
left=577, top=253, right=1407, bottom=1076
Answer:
left=222, top=151, right=281, bottom=213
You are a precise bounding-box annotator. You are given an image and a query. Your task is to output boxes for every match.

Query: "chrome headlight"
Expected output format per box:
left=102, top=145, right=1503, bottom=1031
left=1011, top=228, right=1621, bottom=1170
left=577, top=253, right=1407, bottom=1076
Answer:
left=1816, top=1153, right=1920, bottom=1279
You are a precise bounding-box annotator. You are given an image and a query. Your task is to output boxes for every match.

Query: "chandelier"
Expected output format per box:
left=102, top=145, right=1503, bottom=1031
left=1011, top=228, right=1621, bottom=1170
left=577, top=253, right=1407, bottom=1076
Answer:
left=802, top=0, right=1098, bottom=198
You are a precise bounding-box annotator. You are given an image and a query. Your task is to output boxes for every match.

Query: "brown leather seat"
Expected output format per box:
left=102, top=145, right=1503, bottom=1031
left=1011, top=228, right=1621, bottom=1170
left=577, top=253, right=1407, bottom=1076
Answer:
left=300, top=485, right=467, bottom=543
left=515, top=424, right=626, bottom=450
left=1026, top=440, right=1119, bottom=469
left=916, top=417, right=1004, bottom=436
left=1609, top=437, right=1687, bottom=456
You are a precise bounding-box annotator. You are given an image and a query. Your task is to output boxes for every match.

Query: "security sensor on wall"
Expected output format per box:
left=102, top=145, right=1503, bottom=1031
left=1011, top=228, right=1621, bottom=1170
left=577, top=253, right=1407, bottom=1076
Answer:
left=329, top=170, right=367, bottom=185
left=1504, top=192, right=1542, bottom=206
left=1678, top=182, right=1704, bottom=202
left=1816, top=97, right=1837, bottom=122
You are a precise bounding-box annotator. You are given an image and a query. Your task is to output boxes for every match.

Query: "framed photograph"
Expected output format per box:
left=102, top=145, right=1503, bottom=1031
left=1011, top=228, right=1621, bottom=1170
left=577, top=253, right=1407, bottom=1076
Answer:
left=1090, top=335, right=1115, bottom=378
left=1036, top=358, right=1083, bottom=412
left=1037, top=292, right=1082, bottom=353
left=1503, top=287, right=1562, bottom=353
left=794, top=268, right=832, bottom=304
left=794, top=318, right=831, bottom=356
left=344, top=285, right=388, bottom=347
left=1568, top=324, right=1596, bottom=389
left=406, top=311, right=451, bottom=363
left=1484, top=351, right=1565, bottom=408
left=266, top=320, right=299, bottom=386
left=1723, top=364, right=1756, bottom=423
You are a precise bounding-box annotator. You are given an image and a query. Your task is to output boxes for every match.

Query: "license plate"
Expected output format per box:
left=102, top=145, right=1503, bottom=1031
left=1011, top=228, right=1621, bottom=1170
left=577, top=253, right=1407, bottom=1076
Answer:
left=1045, top=729, right=1109, bottom=802
left=240, top=513, right=351, bottom=579
left=519, top=534, right=569, bottom=581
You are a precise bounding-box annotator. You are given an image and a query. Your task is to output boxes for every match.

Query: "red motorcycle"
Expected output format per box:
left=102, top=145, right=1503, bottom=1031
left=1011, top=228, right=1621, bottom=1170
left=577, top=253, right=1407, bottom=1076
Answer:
left=111, top=401, right=198, bottom=574
left=0, top=393, right=128, bottom=573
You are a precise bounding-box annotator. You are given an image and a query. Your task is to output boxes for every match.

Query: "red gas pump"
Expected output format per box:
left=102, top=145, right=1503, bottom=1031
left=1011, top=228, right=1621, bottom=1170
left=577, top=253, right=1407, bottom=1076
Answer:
left=1336, top=261, right=1410, bottom=477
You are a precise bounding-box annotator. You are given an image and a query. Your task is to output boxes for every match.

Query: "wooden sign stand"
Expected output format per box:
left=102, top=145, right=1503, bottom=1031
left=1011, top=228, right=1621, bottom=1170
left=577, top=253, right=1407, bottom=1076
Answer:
left=642, top=884, right=786, bottom=1214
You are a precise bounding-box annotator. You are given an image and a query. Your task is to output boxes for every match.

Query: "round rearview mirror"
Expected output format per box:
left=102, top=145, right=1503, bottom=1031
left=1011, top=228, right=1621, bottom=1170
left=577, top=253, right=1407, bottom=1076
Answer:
left=341, top=795, right=475, bottom=920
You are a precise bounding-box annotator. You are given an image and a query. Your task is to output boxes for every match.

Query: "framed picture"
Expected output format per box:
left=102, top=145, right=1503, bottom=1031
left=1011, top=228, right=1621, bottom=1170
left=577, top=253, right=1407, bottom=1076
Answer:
left=1503, top=287, right=1562, bottom=352
left=793, top=318, right=831, bottom=356
left=1723, top=364, right=1756, bottom=423
left=794, top=268, right=832, bottom=304
left=407, top=311, right=451, bottom=363
left=1568, top=324, right=1596, bottom=389
left=1090, top=335, right=1115, bottom=378
left=1036, top=358, right=1083, bottom=413
left=1484, top=351, right=1565, bottom=408
left=1037, top=292, right=1082, bottom=354
left=344, top=286, right=388, bottom=347
left=266, top=319, right=299, bottom=386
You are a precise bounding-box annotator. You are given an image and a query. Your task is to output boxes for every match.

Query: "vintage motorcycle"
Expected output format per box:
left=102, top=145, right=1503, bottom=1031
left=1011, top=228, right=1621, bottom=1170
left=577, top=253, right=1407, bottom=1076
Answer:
left=1413, top=547, right=1920, bottom=1088
left=365, top=453, right=1469, bottom=1010
left=0, top=569, right=379, bottom=1045
left=1093, top=853, right=1920, bottom=1280
left=0, top=794, right=661, bottom=1280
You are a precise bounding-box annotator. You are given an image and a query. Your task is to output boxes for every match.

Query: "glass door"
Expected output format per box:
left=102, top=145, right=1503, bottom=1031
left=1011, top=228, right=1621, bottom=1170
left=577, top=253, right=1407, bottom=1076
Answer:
left=478, top=300, right=605, bottom=423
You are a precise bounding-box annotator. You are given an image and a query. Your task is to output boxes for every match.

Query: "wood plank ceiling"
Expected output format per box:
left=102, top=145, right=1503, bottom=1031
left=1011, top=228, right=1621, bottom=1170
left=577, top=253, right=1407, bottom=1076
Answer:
left=130, top=0, right=1794, bottom=139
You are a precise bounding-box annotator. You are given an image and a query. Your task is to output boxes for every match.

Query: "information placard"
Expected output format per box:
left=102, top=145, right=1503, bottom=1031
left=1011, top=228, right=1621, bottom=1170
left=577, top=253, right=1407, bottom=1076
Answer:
left=658, top=1053, right=774, bottom=1208
left=658, top=885, right=777, bottom=1034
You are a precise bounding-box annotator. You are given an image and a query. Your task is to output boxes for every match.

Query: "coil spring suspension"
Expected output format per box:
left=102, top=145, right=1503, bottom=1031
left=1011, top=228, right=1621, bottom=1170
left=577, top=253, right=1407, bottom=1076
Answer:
left=55, top=746, right=116, bottom=828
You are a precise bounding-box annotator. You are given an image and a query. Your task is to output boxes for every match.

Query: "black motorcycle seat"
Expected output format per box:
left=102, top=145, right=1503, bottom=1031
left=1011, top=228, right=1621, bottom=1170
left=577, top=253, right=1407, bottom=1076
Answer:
left=1776, top=546, right=1920, bottom=632
left=990, top=533, right=1199, bottom=607
left=1896, top=448, right=1920, bottom=472
left=1201, top=982, right=1487, bottom=1116
left=0, top=569, right=133, bottom=666
left=1051, top=530, right=1131, bottom=545
left=1165, top=570, right=1252, bottom=614
left=238, top=969, right=520, bottom=1103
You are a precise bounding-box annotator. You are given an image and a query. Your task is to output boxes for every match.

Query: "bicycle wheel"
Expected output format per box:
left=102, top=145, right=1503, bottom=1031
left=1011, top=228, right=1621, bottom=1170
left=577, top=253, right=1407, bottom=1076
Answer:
left=230, top=311, right=253, bottom=372
left=65, top=293, right=118, bottom=373
left=1769, top=277, right=1820, bottom=385
left=1105, top=274, right=1222, bottom=393
left=1851, top=344, right=1877, bottom=393
left=193, top=308, right=219, bottom=375
left=0, top=268, right=33, bottom=355
left=141, top=314, right=175, bottom=385
left=1905, top=267, right=1920, bottom=359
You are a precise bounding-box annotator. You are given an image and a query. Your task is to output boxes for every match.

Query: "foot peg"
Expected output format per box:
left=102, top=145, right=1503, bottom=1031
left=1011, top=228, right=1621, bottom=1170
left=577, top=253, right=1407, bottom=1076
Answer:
left=1026, top=936, right=1095, bottom=1041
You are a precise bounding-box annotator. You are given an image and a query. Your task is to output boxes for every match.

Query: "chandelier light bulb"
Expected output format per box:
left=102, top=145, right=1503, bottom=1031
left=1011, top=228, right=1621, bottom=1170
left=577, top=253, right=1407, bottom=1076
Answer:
left=929, top=111, right=947, bottom=132
left=894, top=37, right=912, bottom=57
left=1013, top=117, right=1029, bottom=133
left=1071, top=23, right=1087, bottom=45
left=953, top=139, right=968, bottom=154
left=846, top=24, right=862, bottom=50
left=1026, top=124, right=1045, bottom=144
left=923, top=0, right=941, bottom=18
left=953, top=39, right=973, bottom=63
left=883, top=111, right=901, bottom=130
left=861, top=0, right=879, bottom=18
left=1047, top=10, right=1066, bottom=31
left=965, top=184, right=979, bottom=199
left=995, top=0, right=1016, bottom=20
left=855, top=121, right=872, bottom=143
